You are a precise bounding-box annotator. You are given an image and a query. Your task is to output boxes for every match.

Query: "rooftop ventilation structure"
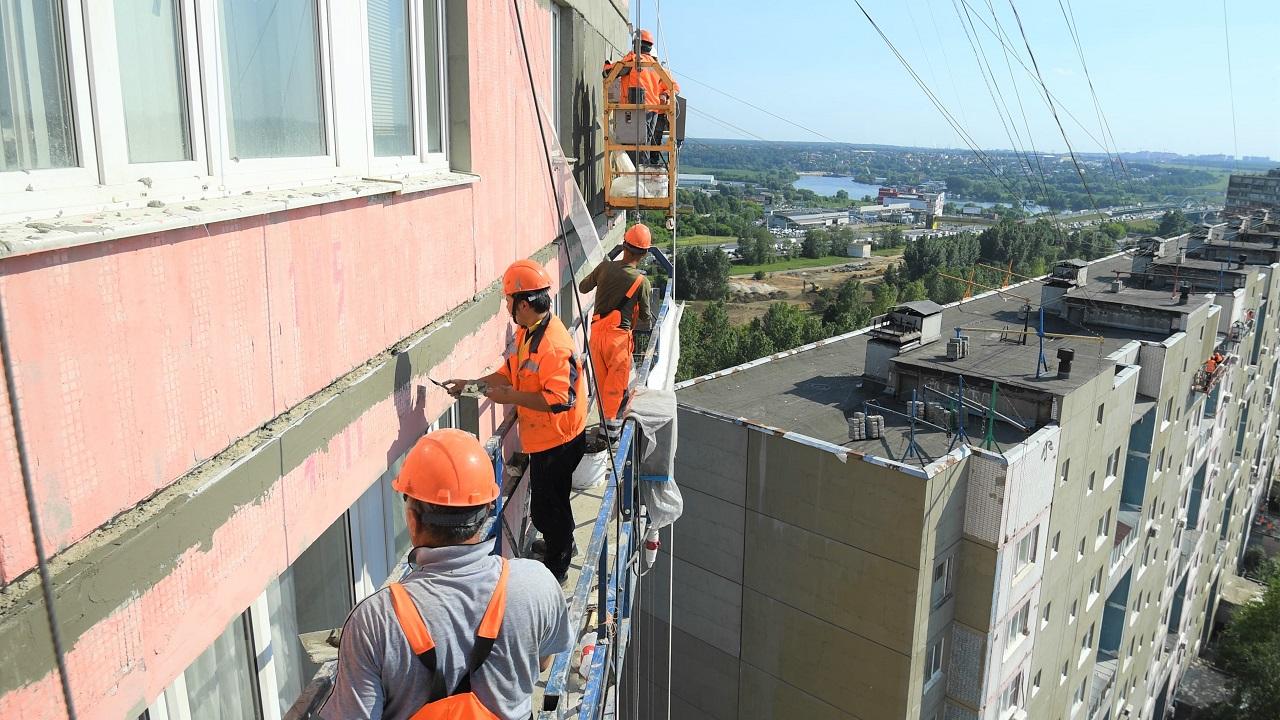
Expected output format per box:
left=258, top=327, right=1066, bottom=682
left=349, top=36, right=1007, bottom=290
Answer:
left=864, top=301, right=944, bottom=383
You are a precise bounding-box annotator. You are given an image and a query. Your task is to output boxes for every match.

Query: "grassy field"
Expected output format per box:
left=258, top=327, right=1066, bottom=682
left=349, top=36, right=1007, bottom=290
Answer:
left=1123, top=218, right=1158, bottom=234
left=729, top=255, right=859, bottom=276
left=873, top=247, right=904, bottom=257
left=676, top=234, right=734, bottom=247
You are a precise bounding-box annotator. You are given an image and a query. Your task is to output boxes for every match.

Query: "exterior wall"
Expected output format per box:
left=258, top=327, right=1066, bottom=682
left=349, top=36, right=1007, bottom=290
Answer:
left=651, top=408, right=934, bottom=720
left=0, top=1, right=629, bottom=717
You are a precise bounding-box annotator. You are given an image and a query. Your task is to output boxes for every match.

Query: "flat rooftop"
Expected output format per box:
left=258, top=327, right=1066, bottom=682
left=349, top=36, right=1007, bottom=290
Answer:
left=679, top=253, right=1204, bottom=465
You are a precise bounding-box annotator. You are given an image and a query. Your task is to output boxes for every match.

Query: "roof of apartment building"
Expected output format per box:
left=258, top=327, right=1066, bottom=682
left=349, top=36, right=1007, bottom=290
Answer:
left=678, top=253, right=1215, bottom=464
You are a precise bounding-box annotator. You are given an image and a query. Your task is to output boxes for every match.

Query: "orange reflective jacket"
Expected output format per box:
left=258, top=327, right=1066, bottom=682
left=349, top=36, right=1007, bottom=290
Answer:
left=604, top=52, right=678, bottom=104
left=388, top=559, right=510, bottom=720
left=498, top=315, right=588, bottom=453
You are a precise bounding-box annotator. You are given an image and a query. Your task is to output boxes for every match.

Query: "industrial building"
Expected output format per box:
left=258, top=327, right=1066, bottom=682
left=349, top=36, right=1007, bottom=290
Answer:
left=1225, top=168, right=1280, bottom=213
left=656, top=215, right=1278, bottom=720
left=769, top=208, right=853, bottom=230
left=0, top=2, right=653, bottom=719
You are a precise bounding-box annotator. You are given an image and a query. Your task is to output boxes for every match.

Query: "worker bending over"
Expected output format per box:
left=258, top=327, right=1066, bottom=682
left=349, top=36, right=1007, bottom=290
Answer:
left=580, top=223, right=653, bottom=441
left=603, top=29, right=679, bottom=164
left=447, top=260, right=587, bottom=583
left=320, top=430, right=571, bottom=720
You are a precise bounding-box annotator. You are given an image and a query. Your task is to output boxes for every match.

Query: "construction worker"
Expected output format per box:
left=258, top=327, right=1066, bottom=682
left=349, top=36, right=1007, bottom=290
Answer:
left=603, top=29, right=679, bottom=164
left=580, top=223, right=653, bottom=441
left=445, top=260, right=587, bottom=582
left=319, top=430, right=571, bottom=720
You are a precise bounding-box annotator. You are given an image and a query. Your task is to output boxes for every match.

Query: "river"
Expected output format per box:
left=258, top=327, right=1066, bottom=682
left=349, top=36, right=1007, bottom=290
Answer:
left=792, top=176, right=1049, bottom=215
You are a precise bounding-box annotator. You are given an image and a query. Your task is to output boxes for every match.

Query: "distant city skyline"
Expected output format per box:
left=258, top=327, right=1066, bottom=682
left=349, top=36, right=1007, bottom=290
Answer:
left=633, top=0, right=1279, bottom=159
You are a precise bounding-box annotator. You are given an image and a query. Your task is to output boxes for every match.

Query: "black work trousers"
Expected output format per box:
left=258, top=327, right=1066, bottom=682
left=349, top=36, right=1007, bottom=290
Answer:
left=529, top=431, right=587, bottom=576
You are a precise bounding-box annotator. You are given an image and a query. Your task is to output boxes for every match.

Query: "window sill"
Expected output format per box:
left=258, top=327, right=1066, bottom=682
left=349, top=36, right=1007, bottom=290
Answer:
left=0, top=171, right=479, bottom=260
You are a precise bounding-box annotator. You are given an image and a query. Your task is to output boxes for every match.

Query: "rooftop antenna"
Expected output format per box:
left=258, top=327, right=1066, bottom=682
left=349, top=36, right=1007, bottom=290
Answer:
left=982, top=381, right=1002, bottom=452
left=1034, top=305, right=1050, bottom=379
left=902, top=388, right=927, bottom=465
left=948, top=374, right=972, bottom=452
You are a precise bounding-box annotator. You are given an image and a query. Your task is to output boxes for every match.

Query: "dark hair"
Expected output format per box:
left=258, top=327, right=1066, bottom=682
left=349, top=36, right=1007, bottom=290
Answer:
left=513, top=289, right=552, bottom=314
left=622, top=244, right=647, bottom=261
left=407, top=498, right=489, bottom=545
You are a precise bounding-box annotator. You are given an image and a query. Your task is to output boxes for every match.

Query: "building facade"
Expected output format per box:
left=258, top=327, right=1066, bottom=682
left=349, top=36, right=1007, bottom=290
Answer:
left=0, top=2, right=629, bottom=718
left=656, top=242, right=1278, bottom=719
left=1225, top=168, right=1280, bottom=213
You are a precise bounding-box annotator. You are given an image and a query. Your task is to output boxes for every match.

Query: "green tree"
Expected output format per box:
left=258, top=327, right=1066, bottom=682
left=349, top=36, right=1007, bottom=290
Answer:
left=879, top=226, right=906, bottom=249
left=1158, top=209, right=1191, bottom=237
left=675, top=246, right=730, bottom=301
left=1209, top=563, right=1280, bottom=717
left=801, top=228, right=830, bottom=259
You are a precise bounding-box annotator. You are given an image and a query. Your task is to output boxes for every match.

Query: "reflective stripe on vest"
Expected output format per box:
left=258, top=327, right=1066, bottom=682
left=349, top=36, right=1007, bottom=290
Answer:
left=387, top=557, right=511, bottom=716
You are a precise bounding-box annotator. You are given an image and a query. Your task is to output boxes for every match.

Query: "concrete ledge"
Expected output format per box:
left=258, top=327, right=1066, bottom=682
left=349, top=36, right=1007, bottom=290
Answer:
left=0, top=171, right=479, bottom=261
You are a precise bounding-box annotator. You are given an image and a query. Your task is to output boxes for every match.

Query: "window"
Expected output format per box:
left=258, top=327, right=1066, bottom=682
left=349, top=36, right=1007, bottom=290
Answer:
left=1156, top=447, right=1166, bottom=474
left=1088, top=471, right=1096, bottom=494
left=1061, top=660, right=1069, bottom=683
left=931, top=556, right=954, bottom=607
left=1032, top=670, right=1041, bottom=696
left=549, top=1, right=562, bottom=137
left=1015, top=527, right=1038, bottom=573
left=219, top=0, right=326, bottom=159
left=1059, top=458, right=1070, bottom=487
left=1073, top=680, right=1086, bottom=706
left=1097, top=404, right=1105, bottom=425
left=1082, top=623, right=1095, bottom=652
left=1165, top=397, right=1174, bottom=424
left=1000, top=672, right=1023, bottom=713
left=0, top=0, right=79, bottom=171
left=1088, top=567, right=1103, bottom=600
left=925, top=636, right=944, bottom=683
left=1069, top=598, right=1078, bottom=623
left=1007, top=602, right=1031, bottom=644
left=367, top=0, right=413, bottom=156
left=1051, top=532, right=1060, bottom=558
left=1097, top=509, right=1111, bottom=540
left=178, top=614, right=259, bottom=720
left=113, top=0, right=192, bottom=163
left=255, top=513, right=354, bottom=712
left=1042, top=602, right=1052, bottom=628
left=1078, top=536, right=1085, bottom=560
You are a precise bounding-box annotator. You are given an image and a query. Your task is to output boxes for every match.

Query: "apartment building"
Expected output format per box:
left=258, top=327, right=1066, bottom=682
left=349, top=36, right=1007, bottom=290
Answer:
left=1225, top=168, right=1280, bottom=213
left=657, top=240, right=1278, bottom=720
left=0, top=2, right=630, bottom=718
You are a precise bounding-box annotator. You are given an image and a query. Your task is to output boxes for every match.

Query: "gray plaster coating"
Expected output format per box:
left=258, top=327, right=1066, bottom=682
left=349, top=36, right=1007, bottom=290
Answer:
left=679, top=254, right=1200, bottom=459
left=0, top=238, right=573, bottom=696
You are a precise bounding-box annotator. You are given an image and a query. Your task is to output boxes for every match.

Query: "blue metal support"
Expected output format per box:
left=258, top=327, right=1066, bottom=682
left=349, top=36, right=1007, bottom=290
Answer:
left=1035, top=305, right=1049, bottom=378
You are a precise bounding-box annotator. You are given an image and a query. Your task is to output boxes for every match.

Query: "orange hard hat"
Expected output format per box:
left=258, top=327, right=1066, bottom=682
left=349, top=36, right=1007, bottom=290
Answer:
left=624, top=223, right=653, bottom=251
left=393, top=429, right=499, bottom=508
left=502, top=259, right=553, bottom=295
left=637, top=29, right=654, bottom=45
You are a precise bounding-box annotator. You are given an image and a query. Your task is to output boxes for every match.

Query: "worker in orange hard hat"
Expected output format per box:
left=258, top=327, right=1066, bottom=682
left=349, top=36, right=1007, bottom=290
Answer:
left=580, top=223, right=654, bottom=441
left=320, top=430, right=571, bottom=720
left=445, top=259, right=587, bottom=582
left=603, top=29, right=679, bottom=165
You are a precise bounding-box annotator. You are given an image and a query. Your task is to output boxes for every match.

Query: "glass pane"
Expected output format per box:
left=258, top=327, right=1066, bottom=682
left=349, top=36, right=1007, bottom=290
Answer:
left=367, top=0, right=411, bottom=157
left=183, top=615, right=258, bottom=720
left=218, top=0, right=325, bottom=159
left=114, top=0, right=191, bottom=163
left=422, top=0, right=443, bottom=154
left=0, top=0, right=78, bottom=171
left=265, top=513, right=353, bottom=710
left=382, top=461, right=411, bottom=571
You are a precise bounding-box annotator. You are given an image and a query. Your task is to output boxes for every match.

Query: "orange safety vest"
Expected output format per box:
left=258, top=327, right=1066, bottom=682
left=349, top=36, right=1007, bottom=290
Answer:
left=605, top=52, right=676, bottom=104
left=501, top=315, right=588, bottom=453
left=388, top=558, right=510, bottom=720
left=592, top=274, right=646, bottom=330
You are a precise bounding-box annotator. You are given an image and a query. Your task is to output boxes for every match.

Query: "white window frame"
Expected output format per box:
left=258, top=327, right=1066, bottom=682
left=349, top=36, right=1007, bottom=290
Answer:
left=1014, top=526, right=1038, bottom=574
left=931, top=555, right=953, bottom=607
left=201, top=0, right=340, bottom=189
left=0, top=0, right=99, bottom=195
left=81, top=0, right=211, bottom=187
left=1000, top=671, right=1023, bottom=716
left=924, top=635, right=944, bottom=684
left=362, top=0, right=451, bottom=176
left=1006, top=602, right=1030, bottom=649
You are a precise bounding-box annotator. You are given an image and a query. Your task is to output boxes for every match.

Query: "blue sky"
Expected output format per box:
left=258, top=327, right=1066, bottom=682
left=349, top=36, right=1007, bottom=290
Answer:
left=633, top=0, right=1279, bottom=158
